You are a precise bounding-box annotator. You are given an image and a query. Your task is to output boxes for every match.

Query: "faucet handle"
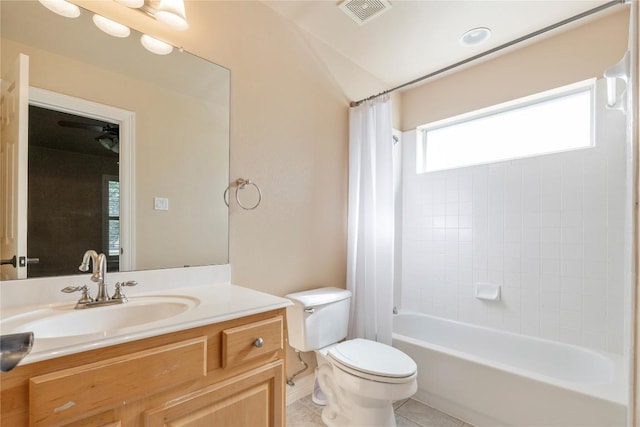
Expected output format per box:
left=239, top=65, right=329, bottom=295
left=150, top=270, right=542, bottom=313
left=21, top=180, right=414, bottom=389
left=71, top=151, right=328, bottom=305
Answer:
left=111, top=281, right=137, bottom=302
left=61, top=285, right=93, bottom=306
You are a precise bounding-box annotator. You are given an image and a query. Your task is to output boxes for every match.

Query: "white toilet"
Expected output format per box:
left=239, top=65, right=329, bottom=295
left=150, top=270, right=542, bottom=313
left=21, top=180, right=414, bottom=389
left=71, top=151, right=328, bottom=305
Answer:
left=286, top=287, right=417, bottom=427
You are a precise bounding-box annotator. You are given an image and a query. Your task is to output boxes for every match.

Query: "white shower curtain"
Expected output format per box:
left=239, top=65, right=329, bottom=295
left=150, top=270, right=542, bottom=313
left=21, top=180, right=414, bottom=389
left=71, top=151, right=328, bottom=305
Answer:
left=347, top=94, right=394, bottom=345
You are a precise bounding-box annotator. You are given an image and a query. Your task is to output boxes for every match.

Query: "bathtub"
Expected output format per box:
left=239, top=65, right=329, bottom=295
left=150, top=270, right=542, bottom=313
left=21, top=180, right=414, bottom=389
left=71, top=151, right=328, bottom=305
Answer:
left=392, top=311, right=628, bottom=427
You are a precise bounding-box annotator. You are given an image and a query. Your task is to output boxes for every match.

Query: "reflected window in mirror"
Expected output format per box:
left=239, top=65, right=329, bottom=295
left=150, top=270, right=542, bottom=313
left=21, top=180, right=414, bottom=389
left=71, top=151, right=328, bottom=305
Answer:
left=103, top=175, right=120, bottom=272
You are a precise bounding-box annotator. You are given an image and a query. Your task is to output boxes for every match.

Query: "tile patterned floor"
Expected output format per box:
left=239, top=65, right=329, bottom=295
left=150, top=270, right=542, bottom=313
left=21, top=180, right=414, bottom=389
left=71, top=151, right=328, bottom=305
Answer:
left=287, top=395, right=475, bottom=427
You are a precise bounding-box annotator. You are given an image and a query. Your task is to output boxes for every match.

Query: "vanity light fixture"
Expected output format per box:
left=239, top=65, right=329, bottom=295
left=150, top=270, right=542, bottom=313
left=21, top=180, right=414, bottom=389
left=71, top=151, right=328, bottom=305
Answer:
left=93, top=14, right=131, bottom=38
left=37, top=0, right=81, bottom=18
left=38, top=0, right=185, bottom=55
left=155, top=0, right=189, bottom=31
left=140, top=34, right=174, bottom=55
left=460, top=27, right=491, bottom=47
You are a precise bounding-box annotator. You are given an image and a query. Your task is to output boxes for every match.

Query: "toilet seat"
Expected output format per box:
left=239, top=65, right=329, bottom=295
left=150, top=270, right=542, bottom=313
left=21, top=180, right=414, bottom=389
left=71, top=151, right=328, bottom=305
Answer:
left=328, top=338, right=417, bottom=384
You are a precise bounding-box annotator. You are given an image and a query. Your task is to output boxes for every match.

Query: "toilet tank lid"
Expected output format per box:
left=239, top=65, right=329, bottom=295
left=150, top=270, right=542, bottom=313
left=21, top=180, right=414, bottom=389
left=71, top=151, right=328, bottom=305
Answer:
left=285, top=287, right=351, bottom=308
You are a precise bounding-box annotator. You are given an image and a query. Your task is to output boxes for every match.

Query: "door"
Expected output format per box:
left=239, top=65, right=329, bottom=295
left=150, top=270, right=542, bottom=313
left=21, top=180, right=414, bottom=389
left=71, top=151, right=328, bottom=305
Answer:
left=0, top=53, right=29, bottom=280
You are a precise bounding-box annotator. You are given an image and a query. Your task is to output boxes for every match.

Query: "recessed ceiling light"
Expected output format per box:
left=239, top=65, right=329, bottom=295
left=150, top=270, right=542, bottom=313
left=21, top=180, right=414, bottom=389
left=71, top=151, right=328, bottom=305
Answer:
left=460, top=27, right=491, bottom=47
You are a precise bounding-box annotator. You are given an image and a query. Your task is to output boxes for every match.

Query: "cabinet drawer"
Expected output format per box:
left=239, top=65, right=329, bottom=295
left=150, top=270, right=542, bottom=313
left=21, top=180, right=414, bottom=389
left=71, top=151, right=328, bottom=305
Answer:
left=222, top=316, right=283, bottom=368
left=29, top=337, right=207, bottom=426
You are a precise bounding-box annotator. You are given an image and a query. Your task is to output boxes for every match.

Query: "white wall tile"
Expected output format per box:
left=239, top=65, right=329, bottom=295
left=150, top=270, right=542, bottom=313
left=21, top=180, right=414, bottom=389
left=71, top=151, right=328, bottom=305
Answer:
left=525, top=212, right=542, bottom=229
left=521, top=272, right=540, bottom=292
left=540, top=291, right=560, bottom=311
left=560, top=259, right=583, bottom=278
left=460, top=202, right=473, bottom=216
left=561, top=243, right=583, bottom=261
left=503, top=271, right=521, bottom=288
left=459, top=228, right=472, bottom=242
left=560, top=291, right=582, bottom=313
left=540, top=311, right=560, bottom=340
left=583, top=330, right=608, bottom=352
left=541, top=211, right=561, bottom=230
left=400, top=124, right=628, bottom=353
left=445, top=215, right=459, bottom=228
left=541, top=241, right=560, bottom=259
left=562, top=227, right=583, bottom=244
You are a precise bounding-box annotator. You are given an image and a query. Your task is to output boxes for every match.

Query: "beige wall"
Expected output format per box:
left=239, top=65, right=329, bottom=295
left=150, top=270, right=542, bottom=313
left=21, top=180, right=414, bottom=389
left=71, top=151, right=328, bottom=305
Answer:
left=401, top=8, right=630, bottom=131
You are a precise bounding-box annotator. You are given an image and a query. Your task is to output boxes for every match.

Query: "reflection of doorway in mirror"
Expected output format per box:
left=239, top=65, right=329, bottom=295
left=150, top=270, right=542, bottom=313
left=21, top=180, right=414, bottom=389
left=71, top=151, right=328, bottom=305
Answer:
left=25, top=88, right=135, bottom=278
left=0, top=54, right=29, bottom=280
left=28, top=106, right=119, bottom=277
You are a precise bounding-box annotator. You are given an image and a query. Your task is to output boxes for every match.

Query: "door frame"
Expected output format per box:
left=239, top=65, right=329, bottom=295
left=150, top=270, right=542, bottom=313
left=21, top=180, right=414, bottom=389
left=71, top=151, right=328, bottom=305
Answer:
left=29, top=87, right=136, bottom=271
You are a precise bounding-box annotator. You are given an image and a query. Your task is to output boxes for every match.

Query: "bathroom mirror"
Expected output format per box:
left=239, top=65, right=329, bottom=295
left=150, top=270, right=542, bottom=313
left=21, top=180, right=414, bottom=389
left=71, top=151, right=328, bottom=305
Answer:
left=0, top=1, right=229, bottom=279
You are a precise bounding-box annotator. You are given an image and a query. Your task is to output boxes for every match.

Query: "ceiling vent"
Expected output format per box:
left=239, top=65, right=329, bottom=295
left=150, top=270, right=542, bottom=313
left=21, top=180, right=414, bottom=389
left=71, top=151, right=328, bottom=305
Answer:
left=338, top=0, right=392, bottom=26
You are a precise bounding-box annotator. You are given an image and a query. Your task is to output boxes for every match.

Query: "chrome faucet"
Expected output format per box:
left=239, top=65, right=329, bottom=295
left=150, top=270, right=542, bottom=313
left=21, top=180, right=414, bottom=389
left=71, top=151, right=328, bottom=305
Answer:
left=79, top=250, right=108, bottom=302
left=62, top=250, right=138, bottom=309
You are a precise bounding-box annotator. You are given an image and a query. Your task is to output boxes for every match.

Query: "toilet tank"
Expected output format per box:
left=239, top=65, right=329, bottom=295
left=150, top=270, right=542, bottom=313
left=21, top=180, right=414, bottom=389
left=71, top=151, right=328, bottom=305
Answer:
left=285, top=287, right=351, bottom=352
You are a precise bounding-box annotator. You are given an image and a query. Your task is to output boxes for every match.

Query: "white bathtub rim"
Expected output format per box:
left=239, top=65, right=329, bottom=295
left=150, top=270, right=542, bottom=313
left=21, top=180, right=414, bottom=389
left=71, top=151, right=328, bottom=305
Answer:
left=392, top=311, right=627, bottom=406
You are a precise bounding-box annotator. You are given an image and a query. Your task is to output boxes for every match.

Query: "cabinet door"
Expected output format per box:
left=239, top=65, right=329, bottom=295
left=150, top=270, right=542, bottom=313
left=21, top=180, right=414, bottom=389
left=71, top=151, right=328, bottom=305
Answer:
left=61, top=411, right=121, bottom=427
left=144, top=360, right=284, bottom=427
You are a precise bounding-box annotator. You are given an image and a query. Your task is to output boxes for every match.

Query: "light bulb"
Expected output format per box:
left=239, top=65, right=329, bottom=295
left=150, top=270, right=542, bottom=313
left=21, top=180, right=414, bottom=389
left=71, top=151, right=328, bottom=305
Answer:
left=155, top=0, right=189, bottom=30
left=38, top=0, right=80, bottom=18
left=140, top=35, right=173, bottom=55
left=93, top=14, right=131, bottom=38
left=115, top=0, right=144, bottom=7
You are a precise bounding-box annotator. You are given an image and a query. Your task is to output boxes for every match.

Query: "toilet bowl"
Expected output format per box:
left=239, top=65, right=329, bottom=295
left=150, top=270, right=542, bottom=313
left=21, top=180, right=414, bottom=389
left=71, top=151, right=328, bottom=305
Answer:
left=285, top=287, right=417, bottom=427
left=315, top=339, right=417, bottom=427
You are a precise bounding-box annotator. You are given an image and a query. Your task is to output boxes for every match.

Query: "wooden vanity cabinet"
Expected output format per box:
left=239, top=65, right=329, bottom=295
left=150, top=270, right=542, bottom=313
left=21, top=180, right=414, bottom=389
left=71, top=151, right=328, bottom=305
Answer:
left=0, top=309, right=287, bottom=427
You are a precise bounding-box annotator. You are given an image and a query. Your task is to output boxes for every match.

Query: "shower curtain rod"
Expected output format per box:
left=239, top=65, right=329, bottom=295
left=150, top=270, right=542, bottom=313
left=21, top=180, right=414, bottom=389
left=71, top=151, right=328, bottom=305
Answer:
left=350, top=0, right=626, bottom=107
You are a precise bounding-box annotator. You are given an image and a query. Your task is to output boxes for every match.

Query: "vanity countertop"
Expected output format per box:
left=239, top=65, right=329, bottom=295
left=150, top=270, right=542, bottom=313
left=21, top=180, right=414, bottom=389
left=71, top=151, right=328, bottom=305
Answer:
left=0, top=282, right=292, bottom=365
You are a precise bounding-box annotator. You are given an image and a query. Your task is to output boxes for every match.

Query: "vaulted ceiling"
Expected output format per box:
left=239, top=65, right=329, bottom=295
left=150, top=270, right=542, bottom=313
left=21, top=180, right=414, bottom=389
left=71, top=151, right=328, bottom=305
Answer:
left=263, top=0, right=622, bottom=99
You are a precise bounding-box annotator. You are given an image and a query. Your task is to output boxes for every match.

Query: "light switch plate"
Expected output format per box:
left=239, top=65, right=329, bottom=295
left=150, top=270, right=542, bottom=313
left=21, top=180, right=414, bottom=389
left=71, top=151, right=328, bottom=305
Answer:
left=154, top=197, right=169, bottom=211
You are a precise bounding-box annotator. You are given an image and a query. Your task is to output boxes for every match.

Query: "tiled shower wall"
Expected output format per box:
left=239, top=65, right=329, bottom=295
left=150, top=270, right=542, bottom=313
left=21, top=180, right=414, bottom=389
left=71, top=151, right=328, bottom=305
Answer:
left=399, top=84, right=629, bottom=354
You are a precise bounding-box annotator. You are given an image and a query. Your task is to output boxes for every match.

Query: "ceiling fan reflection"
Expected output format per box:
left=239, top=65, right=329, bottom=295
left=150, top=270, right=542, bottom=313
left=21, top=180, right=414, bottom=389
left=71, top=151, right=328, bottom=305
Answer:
left=57, top=120, right=120, bottom=154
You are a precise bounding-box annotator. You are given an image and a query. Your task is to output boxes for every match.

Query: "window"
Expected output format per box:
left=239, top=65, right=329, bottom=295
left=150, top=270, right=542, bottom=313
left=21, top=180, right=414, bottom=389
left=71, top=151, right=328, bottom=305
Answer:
left=103, top=175, right=120, bottom=259
left=417, top=79, right=595, bottom=173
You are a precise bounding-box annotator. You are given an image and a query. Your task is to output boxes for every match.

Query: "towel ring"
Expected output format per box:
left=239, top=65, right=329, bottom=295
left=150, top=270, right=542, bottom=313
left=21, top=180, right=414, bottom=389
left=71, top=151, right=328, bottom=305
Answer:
left=223, top=178, right=262, bottom=210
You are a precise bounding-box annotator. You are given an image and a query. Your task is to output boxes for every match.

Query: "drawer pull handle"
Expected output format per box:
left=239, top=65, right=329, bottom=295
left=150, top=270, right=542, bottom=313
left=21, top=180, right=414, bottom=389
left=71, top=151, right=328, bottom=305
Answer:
left=54, top=401, right=76, bottom=413
left=253, top=337, right=264, bottom=348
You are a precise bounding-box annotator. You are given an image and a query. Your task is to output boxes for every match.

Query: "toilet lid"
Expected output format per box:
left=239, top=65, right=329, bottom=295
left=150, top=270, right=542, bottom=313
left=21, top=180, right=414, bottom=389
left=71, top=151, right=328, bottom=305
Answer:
left=328, top=338, right=417, bottom=379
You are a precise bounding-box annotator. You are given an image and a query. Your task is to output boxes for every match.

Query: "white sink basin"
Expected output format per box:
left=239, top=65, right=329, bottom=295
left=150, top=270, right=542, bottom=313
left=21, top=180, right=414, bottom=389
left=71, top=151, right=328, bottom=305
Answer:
left=1, top=296, right=199, bottom=339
